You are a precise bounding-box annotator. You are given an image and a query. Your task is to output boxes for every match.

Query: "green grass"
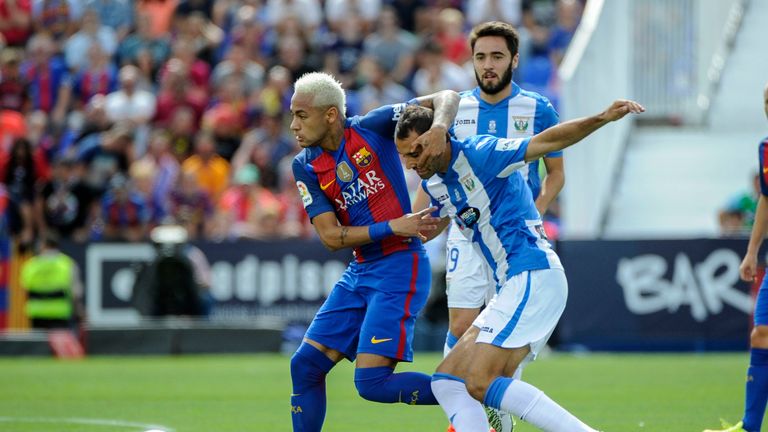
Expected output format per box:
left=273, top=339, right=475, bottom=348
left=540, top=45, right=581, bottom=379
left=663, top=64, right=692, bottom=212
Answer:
left=0, top=352, right=760, bottom=431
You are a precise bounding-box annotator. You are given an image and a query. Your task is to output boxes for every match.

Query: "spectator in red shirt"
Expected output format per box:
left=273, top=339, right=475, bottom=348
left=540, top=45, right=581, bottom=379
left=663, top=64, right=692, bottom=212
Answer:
left=0, top=0, right=32, bottom=47
left=0, top=48, right=27, bottom=112
left=155, top=59, right=207, bottom=127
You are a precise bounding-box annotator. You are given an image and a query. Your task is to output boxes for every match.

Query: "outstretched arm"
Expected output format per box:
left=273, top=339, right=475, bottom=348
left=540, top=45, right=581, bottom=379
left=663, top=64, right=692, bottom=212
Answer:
left=525, top=100, right=645, bottom=162
left=311, top=207, right=441, bottom=252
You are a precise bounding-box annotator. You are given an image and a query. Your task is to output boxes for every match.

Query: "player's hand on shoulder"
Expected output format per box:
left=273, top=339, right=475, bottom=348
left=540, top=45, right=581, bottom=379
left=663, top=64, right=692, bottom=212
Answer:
left=602, top=100, right=645, bottom=121
left=390, top=206, right=441, bottom=241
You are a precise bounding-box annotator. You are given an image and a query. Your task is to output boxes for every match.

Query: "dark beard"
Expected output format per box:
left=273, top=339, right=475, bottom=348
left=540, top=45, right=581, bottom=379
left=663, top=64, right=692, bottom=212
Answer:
left=475, top=66, right=513, bottom=95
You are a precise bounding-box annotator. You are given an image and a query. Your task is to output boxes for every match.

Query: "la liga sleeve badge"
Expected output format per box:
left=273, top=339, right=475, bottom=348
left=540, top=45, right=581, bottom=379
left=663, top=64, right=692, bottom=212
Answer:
left=296, top=181, right=313, bottom=207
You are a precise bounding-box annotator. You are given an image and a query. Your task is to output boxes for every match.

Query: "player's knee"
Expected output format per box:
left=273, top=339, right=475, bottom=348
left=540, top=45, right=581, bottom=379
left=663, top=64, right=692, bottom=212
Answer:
left=290, top=343, right=335, bottom=385
left=751, top=326, right=768, bottom=349
left=289, top=351, right=306, bottom=379
left=354, top=367, right=393, bottom=402
left=465, top=372, right=493, bottom=402
left=449, top=310, right=479, bottom=337
left=449, top=320, right=473, bottom=339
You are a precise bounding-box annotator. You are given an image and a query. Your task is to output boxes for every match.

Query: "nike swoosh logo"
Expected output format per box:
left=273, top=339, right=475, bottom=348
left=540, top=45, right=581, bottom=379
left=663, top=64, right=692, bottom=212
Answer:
left=370, top=336, right=393, bottom=344
left=290, top=393, right=301, bottom=397
left=320, top=179, right=335, bottom=190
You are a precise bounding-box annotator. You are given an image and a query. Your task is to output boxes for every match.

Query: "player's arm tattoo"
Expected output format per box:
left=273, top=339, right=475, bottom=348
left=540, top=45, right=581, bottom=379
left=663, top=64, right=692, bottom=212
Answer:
left=340, top=227, right=349, bottom=246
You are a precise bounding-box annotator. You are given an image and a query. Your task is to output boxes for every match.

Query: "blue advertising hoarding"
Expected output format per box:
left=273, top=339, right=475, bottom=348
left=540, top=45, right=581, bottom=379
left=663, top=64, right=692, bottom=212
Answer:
left=556, top=239, right=756, bottom=351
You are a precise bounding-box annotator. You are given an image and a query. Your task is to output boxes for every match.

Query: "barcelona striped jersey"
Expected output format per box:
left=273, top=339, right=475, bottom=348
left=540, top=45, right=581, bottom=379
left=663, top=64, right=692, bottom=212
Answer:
left=292, top=103, right=423, bottom=263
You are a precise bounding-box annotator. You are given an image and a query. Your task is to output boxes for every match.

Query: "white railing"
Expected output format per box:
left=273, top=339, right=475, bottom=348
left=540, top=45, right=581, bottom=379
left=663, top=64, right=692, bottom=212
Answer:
left=559, top=0, right=632, bottom=238
left=558, top=0, right=745, bottom=238
left=631, top=0, right=744, bottom=124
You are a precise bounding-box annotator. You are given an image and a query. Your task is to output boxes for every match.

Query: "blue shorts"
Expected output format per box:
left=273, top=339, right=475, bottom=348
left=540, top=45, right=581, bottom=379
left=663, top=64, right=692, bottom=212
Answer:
left=305, top=250, right=431, bottom=362
left=755, top=276, right=768, bottom=326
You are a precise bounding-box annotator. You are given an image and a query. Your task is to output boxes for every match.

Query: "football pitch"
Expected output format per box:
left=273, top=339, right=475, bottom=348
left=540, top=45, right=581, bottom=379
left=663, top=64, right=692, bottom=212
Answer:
left=0, top=352, right=761, bottom=431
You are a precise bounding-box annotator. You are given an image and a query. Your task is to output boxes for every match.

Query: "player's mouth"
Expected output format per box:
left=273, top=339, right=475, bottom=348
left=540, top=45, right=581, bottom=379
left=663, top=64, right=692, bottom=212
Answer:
left=483, top=73, right=497, bottom=80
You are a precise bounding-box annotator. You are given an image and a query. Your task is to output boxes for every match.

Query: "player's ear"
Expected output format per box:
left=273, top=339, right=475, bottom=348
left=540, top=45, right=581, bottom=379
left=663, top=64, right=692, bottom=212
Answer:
left=511, top=53, right=520, bottom=69
left=325, top=106, right=339, bottom=124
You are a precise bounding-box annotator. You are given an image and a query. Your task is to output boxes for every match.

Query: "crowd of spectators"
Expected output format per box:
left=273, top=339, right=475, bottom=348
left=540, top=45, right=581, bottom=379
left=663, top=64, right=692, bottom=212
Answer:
left=0, top=0, right=582, bottom=246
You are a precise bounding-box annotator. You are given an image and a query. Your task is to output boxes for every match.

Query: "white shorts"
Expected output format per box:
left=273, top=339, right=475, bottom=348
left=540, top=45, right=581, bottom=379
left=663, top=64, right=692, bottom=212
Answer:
left=473, top=268, right=567, bottom=362
left=445, top=225, right=495, bottom=309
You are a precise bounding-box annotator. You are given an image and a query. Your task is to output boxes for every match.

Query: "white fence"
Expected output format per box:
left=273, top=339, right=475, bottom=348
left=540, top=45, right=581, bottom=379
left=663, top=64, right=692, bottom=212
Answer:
left=558, top=0, right=744, bottom=238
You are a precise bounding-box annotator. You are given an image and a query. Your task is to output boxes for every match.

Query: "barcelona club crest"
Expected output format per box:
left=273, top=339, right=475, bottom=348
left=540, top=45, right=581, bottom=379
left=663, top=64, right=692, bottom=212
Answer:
left=352, top=147, right=374, bottom=168
left=336, top=161, right=354, bottom=182
left=513, top=116, right=530, bottom=132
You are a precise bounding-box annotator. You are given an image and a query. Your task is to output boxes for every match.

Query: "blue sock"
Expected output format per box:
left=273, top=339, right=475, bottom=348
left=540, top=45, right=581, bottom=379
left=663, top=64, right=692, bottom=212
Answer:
left=354, top=366, right=438, bottom=405
left=744, top=348, right=768, bottom=431
left=483, top=376, right=514, bottom=409
left=290, top=343, right=336, bottom=432
left=445, top=331, right=459, bottom=350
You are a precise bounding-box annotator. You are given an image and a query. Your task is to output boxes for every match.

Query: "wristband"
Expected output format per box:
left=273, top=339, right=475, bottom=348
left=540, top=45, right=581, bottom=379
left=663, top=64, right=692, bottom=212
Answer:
left=368, top=221, right=394, bottom=241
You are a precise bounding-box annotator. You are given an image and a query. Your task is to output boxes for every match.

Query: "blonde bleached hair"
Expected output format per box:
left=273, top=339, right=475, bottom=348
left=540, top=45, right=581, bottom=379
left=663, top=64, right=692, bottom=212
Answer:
left=294, top=72, right=346, bottom=116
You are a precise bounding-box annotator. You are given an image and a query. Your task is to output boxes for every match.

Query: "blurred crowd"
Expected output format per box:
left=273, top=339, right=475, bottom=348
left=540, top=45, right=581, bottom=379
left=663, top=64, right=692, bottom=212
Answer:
left=0, top=0, right=583, bottom=246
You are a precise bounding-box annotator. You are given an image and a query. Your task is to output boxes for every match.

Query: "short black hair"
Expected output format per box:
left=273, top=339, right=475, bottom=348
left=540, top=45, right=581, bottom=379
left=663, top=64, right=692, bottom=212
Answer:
left=42, top=232, right=60, bottom=249
left=469, top=21, right=520, bottom=57
left=395, top=105, right=434, bottom=140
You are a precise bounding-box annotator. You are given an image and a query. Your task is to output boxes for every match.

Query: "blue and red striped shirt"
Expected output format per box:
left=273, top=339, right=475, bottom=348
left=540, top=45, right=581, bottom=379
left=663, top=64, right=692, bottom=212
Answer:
left=292, top=103, right=423, bottom=263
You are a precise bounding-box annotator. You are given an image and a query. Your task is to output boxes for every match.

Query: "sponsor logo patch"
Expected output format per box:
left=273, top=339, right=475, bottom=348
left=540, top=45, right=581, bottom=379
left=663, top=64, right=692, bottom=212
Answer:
left=495, top=138, right=522, bottom=152
left=296, top=181, right=312, bottom=207
left=456, top=206, right=480, bottom=229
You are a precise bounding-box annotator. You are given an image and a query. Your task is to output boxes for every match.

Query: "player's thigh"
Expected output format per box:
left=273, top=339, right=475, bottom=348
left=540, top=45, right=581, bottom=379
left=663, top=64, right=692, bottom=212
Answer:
left=446, top=236, right=495, bottom=309
left=437, top=325, right=482, bottom=377
left=305, top=265, right=365, bottom=360
left=358, top=251, right=431, bottom=362
left=468, top=342, right=530, bottom=387
left=475, top=269, right=567, bottom=362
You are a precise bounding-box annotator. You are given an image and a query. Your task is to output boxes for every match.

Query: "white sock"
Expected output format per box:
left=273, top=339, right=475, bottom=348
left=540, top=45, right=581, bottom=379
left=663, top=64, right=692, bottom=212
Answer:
left=491, top=378, right=597, bottom=432
left=443, top=341, right=452, bottom=358
left=432, top=374, right=490, bottom=432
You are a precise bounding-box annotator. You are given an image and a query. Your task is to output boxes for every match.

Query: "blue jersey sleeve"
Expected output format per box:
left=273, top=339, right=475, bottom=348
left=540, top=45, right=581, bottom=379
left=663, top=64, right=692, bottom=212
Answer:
left=760, top=140, right=768, bottom=196
left=355, top=99, right=417, bottom=138
left=468, top=135, right=531, bottom=178
left=292, top=155, right=335, bottom=220
left=535, top=97, right=562, bottom=158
